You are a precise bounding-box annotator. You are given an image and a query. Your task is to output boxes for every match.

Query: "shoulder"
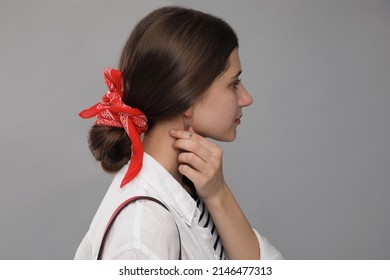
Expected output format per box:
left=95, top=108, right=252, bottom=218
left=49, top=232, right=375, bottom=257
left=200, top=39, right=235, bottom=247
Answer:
left=102, top=197, right=180, bottom=259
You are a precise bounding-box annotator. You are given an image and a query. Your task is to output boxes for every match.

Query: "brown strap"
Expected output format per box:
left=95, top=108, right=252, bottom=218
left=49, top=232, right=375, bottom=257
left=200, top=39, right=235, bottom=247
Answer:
left=97, top=196, right=181, bottom=260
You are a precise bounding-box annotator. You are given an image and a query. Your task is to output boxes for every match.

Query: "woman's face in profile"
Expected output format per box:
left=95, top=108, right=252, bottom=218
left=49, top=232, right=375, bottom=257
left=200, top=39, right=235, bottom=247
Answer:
left=190, top=48, right=253, bottom=142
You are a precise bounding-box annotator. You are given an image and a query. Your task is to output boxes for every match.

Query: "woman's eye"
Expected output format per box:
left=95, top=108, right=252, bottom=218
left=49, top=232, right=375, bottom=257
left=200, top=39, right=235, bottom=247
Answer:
left=233, top=79, right=242, bottom=90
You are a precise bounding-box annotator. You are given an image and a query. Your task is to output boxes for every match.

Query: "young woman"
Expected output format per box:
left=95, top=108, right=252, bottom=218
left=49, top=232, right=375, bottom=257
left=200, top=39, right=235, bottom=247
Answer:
left=75, top=6, right=282, bottom=260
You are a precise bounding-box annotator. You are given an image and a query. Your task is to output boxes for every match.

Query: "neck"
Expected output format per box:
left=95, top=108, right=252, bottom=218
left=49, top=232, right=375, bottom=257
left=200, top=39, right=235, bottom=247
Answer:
left=142, top=120, right=194, bottom=196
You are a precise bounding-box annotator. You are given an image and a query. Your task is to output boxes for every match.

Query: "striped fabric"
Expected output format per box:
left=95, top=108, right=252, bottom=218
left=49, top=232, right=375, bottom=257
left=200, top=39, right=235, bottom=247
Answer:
left=196, top=199, right=227, bottom=260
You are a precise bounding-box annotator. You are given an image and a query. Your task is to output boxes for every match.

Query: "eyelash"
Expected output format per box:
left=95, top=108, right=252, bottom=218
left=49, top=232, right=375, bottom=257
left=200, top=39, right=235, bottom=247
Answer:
left=233, top=79, right=242, bottom=90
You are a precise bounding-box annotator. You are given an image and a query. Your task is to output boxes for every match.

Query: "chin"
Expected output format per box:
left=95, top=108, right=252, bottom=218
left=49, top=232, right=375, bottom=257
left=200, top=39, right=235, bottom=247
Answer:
left=213, top=131, right=237, bottom=142
left=225, top=135, right=237, bottom=142
left=198, top=128, right=237, bottom=142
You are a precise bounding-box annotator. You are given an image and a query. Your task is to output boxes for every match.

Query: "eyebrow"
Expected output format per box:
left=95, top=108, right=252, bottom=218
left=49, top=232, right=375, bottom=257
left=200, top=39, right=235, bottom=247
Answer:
left=231, top=70, right=242, bottom=79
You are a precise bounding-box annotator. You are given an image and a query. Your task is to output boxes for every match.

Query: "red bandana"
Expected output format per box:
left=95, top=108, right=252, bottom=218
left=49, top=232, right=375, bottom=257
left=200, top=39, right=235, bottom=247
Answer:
left=79, top=68, right=148, bottom=187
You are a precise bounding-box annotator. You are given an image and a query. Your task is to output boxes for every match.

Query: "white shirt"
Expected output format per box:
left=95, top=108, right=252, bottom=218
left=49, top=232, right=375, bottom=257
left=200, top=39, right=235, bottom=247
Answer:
left=75, top=153, right=283, bottom=260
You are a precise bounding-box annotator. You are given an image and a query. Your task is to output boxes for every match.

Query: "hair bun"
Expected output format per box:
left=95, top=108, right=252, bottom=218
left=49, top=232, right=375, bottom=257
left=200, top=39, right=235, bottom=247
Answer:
left=88, top=125, right=131, bottom=173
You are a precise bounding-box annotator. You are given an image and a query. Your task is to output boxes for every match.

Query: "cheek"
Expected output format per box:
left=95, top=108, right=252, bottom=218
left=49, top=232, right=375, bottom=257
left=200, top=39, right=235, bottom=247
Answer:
left=193, top=106, right=230, bottom=132
left=191, top=91, right=237, bottom=129
left=191, top=110, right=218, bottom=135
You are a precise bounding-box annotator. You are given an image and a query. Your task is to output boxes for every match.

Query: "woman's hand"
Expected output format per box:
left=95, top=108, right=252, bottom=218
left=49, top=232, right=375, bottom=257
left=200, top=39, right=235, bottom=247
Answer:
left=169, top=128, right=227, bottom=202
left=170, top=127, right=260, bottom=259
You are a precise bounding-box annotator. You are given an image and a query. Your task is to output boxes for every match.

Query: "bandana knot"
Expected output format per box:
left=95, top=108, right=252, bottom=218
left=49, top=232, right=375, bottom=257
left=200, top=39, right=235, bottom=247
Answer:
left=79, top=67, right=148, bottom=187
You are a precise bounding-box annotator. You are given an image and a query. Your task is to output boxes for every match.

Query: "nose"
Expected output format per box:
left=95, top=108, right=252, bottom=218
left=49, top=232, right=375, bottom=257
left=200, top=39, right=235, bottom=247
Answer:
left=238, top=84, right=253, bottom=107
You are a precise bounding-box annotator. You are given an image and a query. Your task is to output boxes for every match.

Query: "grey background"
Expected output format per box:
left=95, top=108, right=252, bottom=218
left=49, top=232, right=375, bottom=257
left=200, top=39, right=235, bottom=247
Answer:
left=0, top=0, right=389, bottom=259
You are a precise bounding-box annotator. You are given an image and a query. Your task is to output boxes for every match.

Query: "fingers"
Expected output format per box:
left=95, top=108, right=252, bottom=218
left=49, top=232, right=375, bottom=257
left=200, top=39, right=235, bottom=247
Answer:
left=170, top=127, right=223, bottom=161
left=170, top=128, right=217, bottom=149
left=178, top=152, right=206, bottom=171
left=170, top=127, right=225, bottom=199
left=170, top=129, right=210, bottom=161
left=178, top=163, right=201, bottom=186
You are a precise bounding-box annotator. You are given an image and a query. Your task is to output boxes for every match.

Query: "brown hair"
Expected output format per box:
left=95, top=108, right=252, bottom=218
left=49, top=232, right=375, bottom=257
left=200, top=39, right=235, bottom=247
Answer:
left=88, top=6, right=238, bottom=173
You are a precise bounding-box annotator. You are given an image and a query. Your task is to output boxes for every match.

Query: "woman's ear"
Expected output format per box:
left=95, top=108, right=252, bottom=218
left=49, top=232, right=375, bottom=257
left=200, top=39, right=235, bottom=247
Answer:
left=183, top=106, right=194, bottom=118
left=182, top=106, right=194, bottom=131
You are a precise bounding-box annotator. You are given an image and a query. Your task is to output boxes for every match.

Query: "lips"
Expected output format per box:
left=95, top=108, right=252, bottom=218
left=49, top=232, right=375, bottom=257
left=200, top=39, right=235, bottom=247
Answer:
left=234, top=114, right=242, bottom=124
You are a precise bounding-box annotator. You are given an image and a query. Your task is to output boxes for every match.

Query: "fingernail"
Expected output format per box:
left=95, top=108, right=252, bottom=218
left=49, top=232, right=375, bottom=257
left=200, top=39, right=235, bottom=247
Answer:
left=170, top=129, right=177, bottom=134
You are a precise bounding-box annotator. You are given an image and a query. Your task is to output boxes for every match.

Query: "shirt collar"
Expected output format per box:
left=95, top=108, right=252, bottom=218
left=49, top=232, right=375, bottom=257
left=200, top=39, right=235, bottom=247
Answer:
left=138, top=152, right=198, bottom=225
